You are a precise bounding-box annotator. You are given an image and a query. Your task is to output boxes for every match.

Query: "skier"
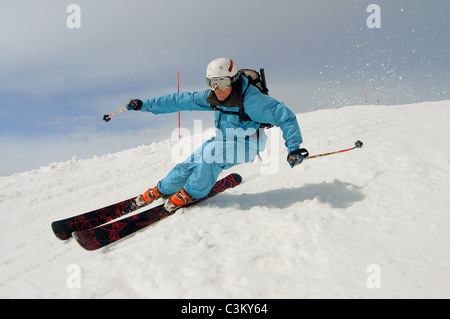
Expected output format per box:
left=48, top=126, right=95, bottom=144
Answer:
left=126, top=58, right=305, bottom=212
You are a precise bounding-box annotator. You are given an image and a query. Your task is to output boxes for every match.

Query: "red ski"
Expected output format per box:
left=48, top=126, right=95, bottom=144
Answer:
left=72, top=173, right=242, bottom=251
left=51, top=195, right=144, bottom=240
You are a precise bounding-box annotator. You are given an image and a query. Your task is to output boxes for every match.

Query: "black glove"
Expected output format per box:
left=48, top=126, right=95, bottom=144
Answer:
left=126, top=99, right=143, bottom=111
left=287, top=148, right=309, bottom=168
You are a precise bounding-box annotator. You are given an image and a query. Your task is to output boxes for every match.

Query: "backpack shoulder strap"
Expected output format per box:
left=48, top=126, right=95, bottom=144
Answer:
left=238, top=75, right=252, bottom=122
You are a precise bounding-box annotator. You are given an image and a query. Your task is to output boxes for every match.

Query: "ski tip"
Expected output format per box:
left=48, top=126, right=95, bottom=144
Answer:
left=72, top=230, right=101, bottom=251
left=229, top=173, right=243, bottom=184
left=51, top=221, right=72, bottom=241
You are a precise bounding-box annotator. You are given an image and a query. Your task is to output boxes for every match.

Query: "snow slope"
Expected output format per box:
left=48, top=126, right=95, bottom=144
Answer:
left=1, top=100, right=450, bottom=299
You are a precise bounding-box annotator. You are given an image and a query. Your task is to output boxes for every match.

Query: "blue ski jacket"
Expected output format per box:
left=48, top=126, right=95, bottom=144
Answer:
left=141, top=75, right=303, bottom=153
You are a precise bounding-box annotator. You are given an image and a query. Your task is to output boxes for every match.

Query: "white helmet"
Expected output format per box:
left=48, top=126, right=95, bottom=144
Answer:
left=206, top=58, right=238, bottom=79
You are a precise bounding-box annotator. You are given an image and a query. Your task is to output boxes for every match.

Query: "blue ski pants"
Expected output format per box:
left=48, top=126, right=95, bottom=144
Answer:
left=158, top=131, right=267, bottom=199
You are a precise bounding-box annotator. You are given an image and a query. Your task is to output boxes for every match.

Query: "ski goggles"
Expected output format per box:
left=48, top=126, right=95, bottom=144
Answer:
left=206, top=77, right=232, bottom=90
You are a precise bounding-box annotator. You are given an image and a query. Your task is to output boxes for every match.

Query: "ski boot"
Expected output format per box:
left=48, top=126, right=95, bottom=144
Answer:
left=135, top=187, right=162, bottom=207
left=164, top=189, right=194, bottom=212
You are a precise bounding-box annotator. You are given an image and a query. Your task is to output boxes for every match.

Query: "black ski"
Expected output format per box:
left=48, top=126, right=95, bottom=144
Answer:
left=51, top=195, right=144, bottom=240
left=72, top=173, right=242, bottom=251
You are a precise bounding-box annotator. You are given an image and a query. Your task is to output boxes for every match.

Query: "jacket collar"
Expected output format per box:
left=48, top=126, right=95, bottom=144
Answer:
left=206, top=76, right=247, bottom=108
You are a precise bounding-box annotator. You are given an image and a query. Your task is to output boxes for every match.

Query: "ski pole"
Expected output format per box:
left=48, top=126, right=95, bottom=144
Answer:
left=103, top=107, right=127, bottom=122
left=305, top=140, right=363, bottom=160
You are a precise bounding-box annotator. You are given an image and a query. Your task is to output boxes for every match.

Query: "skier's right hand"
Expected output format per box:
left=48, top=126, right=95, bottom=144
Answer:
left=126, top=99, right=143, bottom=111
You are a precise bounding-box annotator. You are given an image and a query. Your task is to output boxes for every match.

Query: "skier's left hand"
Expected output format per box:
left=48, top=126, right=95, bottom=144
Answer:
left=287, top=148, right=309, bottom=168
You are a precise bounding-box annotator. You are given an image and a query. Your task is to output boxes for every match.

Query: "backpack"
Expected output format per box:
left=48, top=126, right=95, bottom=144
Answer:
left=210, top=68, right=273, bottom=129
left=240, top=68, right=269, bottom=95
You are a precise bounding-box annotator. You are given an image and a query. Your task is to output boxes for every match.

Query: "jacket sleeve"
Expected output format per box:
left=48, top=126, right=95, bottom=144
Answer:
left=141, top=90, right=212, bottom=114
left=244, top=91, right=303, bottom=153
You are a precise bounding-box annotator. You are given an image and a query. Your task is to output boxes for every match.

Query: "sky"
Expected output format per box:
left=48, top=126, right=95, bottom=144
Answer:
left=0, top=0, right=449, bottom=176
